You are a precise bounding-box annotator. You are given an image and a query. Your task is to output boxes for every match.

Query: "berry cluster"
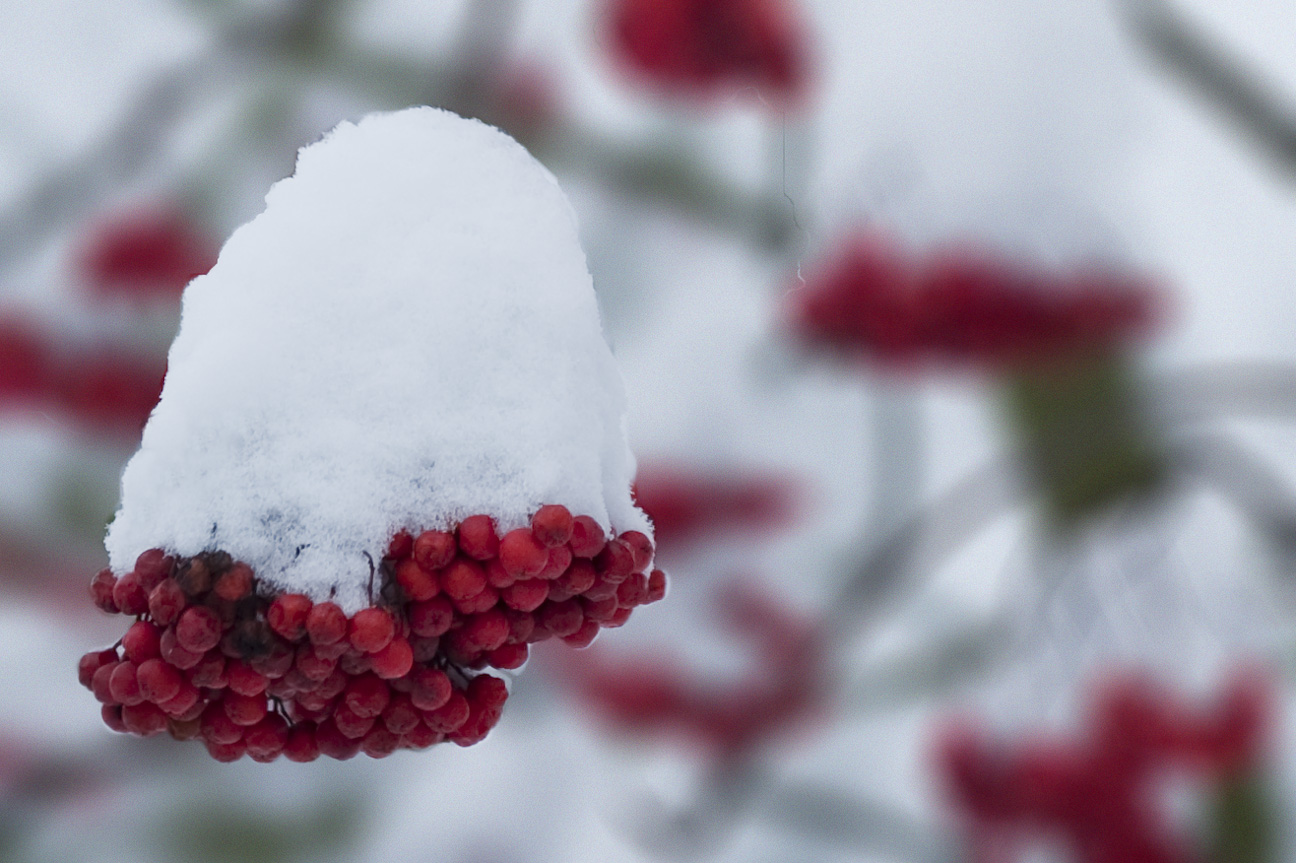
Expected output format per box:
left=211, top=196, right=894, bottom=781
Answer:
left=80, top=505, right=666, bottom=762
left=0, top=313, right=166, bottom=438
left=78, top=205, right=218, bottom=302
left=788, top=232, right=1159, bottom=371
left=934, top=669, right=1271, bottom=863
left=569, top=580, right=818, bottom=758
left=633, top=462, right=799, bottom=546
left=604, top=0, right=810, bottom=107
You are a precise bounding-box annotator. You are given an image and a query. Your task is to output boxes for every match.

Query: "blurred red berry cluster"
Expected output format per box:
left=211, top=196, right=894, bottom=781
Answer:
left=934, top=668, right=1272, bottom=863
left=83, top=506, right=666, bottom=762
left=77, top=205, right=217, bottom=302
left=788, top=231, right=1160, bottom=372
left=569, top=579, right=820, bottom=759
left=604, top=0, right=810, bottom=106
left=632, top=462, right=799, bottom=547
left=0, top=313, right=166, bottom=439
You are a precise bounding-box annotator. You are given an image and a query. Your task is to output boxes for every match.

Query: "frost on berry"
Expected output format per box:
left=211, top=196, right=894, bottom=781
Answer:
left=86, top=110, right=662, bottom=761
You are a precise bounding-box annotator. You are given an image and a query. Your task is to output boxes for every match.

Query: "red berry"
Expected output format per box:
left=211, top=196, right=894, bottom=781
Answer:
left=485, top=559, right=515, bottom=589
left=452, top=585, right=499, bottom=615
left=267, top=594, right=313, bottom=641
left=226, top=660, right=269, bottom=696
left=160, top=626, right=204, bottom=670
left=90, top=569, right=120, bottom=613
left=537, top=599, right=583, bottom=637
left=594, top=539, right=635, bottom=582
left=502, top=608, right=535, bottom=644
left=409, top=596, right=455, bottom=638
left=147, top=579, right=186, bottom=626
left=457, top=515, right=499, bottom=560
left=349, top=608, right=396, bottom=653
left=414, top=529, right=457, bottom=571
left=78, top=649, right=118, bottom=688
left=315, top=720, right=361, bottom=760
left=581, top=595, right=619, bottom=622
left=92, top=662, right=120, bottom=703
left=137, top=658, right=182, bottom=703
left=423, top=691, right=470, bottom=733
left=487, top=643, right=529, bottom=669
left=539, top=545, right=573, bottom=580
left=387, top=530, right=414, bottom=560
left=532, top=504, right=574, bottom=547
left=402, top=724, right=443, bottom=749
left=205, top=738, right=248, bottom=762
left=244, top=714, right=289, bottom=760
left=338, top=650, right=372, bottom=676
left=462, top=609, right=510, bottom=652
left=224, top=692, right=268, bottom=726
left=306, top=601, right=348, bottom=646
left=176, top=606, right=222, bottom=653
left=371, top=636, right=414, bottom=679
left=101, top=704, right=128, bottom=733
left=561, top=618, right=600, bottom=648
left=617, top=572, right=649, bottom=607
left=361, top=726, right=400, bottom=758
left=345, top=673, right=391, bottom=719
left=556, top=558, right=597, bottom=595
left=502, top=579, right=548, bottom=612
left=122, top=701, right=168, bottom=736
left=468, top=674, right=509, bottom=712
left=605, top=606, right=633, bottom=628
left=112, top=571, right=149, bottom=616
left=440, top=558, right=487, bottom=602
left=158, top=680, right=201, bottom=717
left=500, top=529, right=549, bottom=579
left=645, top=568, right=667, bottom=603
left=134, top=548, right=174, bottom=589
left=213, top=563, right=254, bottom=601
left=295, top=644, right=337, bottom=681
left=395, top=559, right=438, bottom=601
left=382, top=692, right=421, bottom=735
left=569, top=516, right=606, bottom=558
left=109, top=662, right=144, bottom=706
left=410, top=667, right=452, bottom=711
left=333, top=702, right=375, bottom=739
left=188, top=651, right=228, bottom=689
left=284, top=722, right=321, bottom=762
left=620, top=531, right=653, bottom=571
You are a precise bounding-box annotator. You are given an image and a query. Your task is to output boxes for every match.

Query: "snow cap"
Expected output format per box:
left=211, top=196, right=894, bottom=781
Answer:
left=106, top=107, right=649, bottom=611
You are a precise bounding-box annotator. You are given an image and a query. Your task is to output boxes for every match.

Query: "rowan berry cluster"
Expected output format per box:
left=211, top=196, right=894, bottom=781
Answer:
left=789, top=232, right=1159, bottom=370
left=80, top=505, right=666, bottom=762
left=934, top=669, right=1271, bottom=863
left=604, top=0, right=810, bottom=106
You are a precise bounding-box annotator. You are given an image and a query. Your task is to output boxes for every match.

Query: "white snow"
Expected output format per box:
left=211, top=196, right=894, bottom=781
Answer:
left=105, top=107, right=649, bottom=611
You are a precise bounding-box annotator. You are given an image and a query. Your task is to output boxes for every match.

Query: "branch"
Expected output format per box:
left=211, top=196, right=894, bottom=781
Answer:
left=1117, top=0, right=1296, bottom=175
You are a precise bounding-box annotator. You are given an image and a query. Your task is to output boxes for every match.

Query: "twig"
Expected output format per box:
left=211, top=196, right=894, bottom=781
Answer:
left=1117, top=0, right=1296, bottom=175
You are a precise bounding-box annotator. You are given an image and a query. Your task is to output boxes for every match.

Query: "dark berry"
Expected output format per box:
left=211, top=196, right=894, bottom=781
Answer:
left=532, top=504, right=574, bottom=547
left=410, top=667, right=452, bottom=711
left=315, top=720, right=361, bottom=760
left=382, top=692, right=421, bottom=735
left=101, top=704, right=128, bottom=733
left=284, top=722, right=321, bottom=762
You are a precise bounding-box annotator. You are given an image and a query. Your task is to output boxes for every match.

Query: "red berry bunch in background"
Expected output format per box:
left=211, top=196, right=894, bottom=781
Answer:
left=568, top=579, right=819, bottom=759
left=78, top=205, right=218, bottom=302
left=632, top=462, right=799, bottom=547
left=788, top=231, right=1160, bottom=371
left=605, top=0, right=810, bottom=106
left=81, top=505, right=666, bottom=762
left=0, top=312, right=165, bottom=438
left=933, top=668, right=1272, bottom=863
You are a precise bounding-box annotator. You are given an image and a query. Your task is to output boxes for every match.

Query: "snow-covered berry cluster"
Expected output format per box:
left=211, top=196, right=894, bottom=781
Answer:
left=82, top=505, right=666, bottom=762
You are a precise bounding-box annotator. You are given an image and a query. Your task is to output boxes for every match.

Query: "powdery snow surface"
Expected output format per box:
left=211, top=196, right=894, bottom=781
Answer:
left=106, top=107, right=649, bottom=611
